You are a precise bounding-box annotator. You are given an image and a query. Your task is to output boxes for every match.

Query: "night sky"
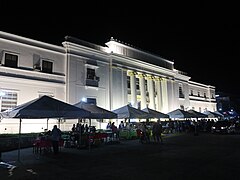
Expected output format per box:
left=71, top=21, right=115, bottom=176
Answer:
left=1, top=2, right=239, bottom=96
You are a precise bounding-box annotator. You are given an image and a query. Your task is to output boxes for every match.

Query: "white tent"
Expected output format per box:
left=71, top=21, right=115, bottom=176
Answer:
left=167, top=109, right=194, bottom=119
left=112, top=104, right=150, bottom=120
left=142, top=107, right=169, bottom=119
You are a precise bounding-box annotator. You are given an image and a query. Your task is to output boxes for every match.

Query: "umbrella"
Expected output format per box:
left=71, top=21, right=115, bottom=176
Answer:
left=0, top=95, right=91, bottom=161
left=73, top=101, right=117, bottom=119
left=112, top=104, right=150, bottom=119
left=142, top=107, right=170, bottom=119
left=167, top=109, right=194, bottom=119
left=187, top=109, right=208, bottom=119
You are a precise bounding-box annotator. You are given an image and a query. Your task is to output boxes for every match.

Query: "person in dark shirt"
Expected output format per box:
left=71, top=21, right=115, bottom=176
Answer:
left=51, top=125, right=62, bottom=155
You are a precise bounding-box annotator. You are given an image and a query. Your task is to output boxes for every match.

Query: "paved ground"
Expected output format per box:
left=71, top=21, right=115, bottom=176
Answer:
left=1, top=132, right=240, bottom=180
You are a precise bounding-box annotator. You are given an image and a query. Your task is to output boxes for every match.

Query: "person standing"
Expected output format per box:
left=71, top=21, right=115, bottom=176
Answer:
left=51, top=125, right=62, bottom=155
left=118, top=121, right=125, bottom=129
left=111, top=122, right=118, bottom=140
left=152, top=120, right=163, bottom=143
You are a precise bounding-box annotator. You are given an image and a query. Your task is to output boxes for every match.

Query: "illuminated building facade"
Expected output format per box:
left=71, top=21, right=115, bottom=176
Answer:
left=0, top=31, right=217, bottom=133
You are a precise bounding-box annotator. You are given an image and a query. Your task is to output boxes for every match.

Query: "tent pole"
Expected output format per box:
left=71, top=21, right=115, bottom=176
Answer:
left=79, top=120, right=81, bottom=147
left=58, top=118, right=60, bottom=129
left=18, top=118, right=22, bottom=162
left=89, top=118, right=91, bottom=152
left=47, top=118, right=49, bottom=130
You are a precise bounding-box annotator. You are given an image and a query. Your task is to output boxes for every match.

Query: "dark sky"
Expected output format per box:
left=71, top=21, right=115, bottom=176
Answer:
left=1, top=2, right=240, bottom=95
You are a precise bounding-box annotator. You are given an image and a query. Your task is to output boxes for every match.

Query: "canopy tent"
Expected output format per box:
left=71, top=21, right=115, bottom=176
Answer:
left=1, top=95, right=91, bottom=119
left=112, top=104, right=150, bottom=120
left=214, top=111, right=225, bottom=117
left=221, top=110, right=239, bottom=120
left=187, top=109, right=208, bottom=119
left=73, top=101, right=117, bottom=119
left=142, top=107, right=170, bottom=119
left=167, top=109, right=194, bottom=119
left=203, top=110, right=224, bottom=119
left=73, top=101, right=117, bottom=151
left=0, top=95, right=91, bottom=161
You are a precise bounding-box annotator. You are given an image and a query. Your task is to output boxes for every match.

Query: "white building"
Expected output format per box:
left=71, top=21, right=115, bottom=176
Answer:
left=0, top=31, right=216, bottom=133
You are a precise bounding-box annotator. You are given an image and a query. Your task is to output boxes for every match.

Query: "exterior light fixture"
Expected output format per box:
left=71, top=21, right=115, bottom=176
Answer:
left=81, top=97, right=87, bottom=102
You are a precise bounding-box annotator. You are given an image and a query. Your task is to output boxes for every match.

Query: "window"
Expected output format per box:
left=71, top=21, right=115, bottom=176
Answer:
left=198, top=92, right=200, bottom=97
left=179, top=87, right=182, bottom=94
left=153, top=81, right=156, bottom=96
left=145, top=79, right=148, bottom=91
left=180, top=105, right=184, bottom=110
left=190, top=90, right=193, bottom=96
left=4, top=53, right=18, bottom=68
left=136, top=78, right=140, bottom=90
left=137, top=101, right=141, bottom=109
left=127, top=76, right=130, bottom=89
left=204, top=93, right=206, bottom=98
left=87, top=68, right=95, bottom=80
left=179, top=86, right=184, bottom=98
left=42, top=60, right=53, bottom=73
left=87, top=98, right=96, bottom=105
left=86, top=68, right=99, bottom=87
left=0, top=90, right=17, bottom=112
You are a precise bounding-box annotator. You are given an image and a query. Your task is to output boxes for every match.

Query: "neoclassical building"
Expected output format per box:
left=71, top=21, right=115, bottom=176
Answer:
left=0, top=31, right=216, bottom=133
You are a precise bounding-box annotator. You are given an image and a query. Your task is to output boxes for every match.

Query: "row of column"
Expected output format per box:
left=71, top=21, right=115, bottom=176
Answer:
left=128, top=71, right=168, bottom=112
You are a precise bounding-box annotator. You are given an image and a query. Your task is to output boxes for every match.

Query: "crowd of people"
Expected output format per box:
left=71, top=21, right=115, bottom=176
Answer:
left=32, top=118, right=227, bottom=156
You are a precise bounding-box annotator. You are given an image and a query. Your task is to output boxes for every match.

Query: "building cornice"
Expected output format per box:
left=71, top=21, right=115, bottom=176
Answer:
left=0, top=31, right=65, bottom=54
left=62, top=41, right=110, bottom=61
left=189, top=80, right=215, bottom=89
left=109, top=53, right=175, bottom=78
left=105, top=38, right=174, bottom=65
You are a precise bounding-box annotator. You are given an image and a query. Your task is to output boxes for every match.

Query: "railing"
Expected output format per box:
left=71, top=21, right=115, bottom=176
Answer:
left=86, top=79, right=99, bottom=87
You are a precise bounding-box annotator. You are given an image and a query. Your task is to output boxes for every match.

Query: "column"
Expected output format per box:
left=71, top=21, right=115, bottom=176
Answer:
left=147, top=75, right=155, bottom=110
left=155, top=77, right=162, bottom=112
left=161, top=77, right=168, bottom=113
left=129, top=71, right=137, bottom=108
left=138, top=73, right=147, bottom=109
